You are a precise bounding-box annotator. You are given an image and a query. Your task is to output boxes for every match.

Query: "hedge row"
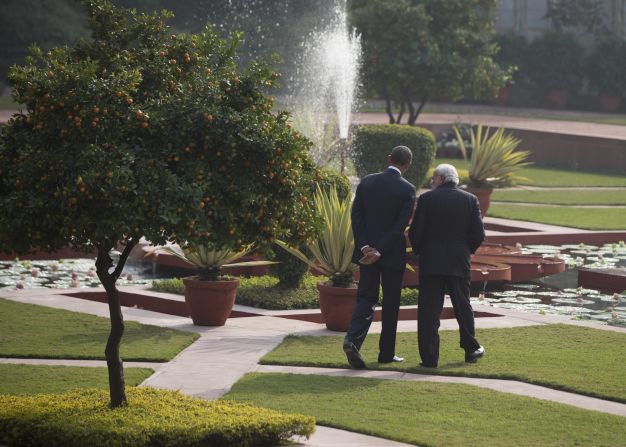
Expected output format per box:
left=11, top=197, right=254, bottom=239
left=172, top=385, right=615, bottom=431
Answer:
left=0, top=387, right=314, bottom=447
left=352, top=124, right=436, bottom=187
left=151, top=274, right=420, bottom=310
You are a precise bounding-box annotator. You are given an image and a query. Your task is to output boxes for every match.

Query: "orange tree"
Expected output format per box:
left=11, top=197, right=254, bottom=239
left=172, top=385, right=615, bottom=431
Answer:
left=0, top=0, right=319, bottom=408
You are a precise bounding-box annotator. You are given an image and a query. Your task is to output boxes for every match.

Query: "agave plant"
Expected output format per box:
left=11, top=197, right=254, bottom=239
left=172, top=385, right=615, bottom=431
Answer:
left=454, top=124, right=532, bottom=188
left=147, top=243, right=275, bottom=281
left=277, top=186, right=357, bottom=288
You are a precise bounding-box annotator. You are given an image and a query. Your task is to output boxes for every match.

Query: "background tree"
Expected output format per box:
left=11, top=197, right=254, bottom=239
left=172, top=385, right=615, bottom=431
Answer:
left=0, top=0, right=319, bottom=408
left=545, top=0, right=609, bottom=36
left=351, top=0, right=512, bottom=125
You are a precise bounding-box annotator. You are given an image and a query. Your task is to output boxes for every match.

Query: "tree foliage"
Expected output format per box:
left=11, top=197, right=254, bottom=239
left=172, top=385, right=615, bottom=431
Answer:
left=350, top=0, right=512, bottom=124
left=0, top=0, right=319, bottom=407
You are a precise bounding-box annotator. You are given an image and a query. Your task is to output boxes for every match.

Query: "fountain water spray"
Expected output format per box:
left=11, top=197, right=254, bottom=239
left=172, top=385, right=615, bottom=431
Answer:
left=288, top=0, right=361, bottom=172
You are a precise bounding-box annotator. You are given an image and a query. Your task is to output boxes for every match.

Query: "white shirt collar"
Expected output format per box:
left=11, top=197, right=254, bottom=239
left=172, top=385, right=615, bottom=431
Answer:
left=388, top=165, right=402, bottom=175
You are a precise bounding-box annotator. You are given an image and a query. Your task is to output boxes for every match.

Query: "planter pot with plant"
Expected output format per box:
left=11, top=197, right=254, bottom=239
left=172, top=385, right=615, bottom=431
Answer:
left=150, top=244, right=275, bottom=326
left=454, top=124, right=531, bottom=217
left=277, top=186, right=358, bottom=331
left=525, top=31, right=584, bottom=109
left=588, top=38, right=626, bottom=113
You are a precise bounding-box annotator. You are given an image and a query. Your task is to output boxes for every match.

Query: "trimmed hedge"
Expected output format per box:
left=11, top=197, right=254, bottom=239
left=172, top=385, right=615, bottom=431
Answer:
left=0, top=387, right=315, bottom=447
left=352, top=124, right=436, bottom=187
left=151, top=275, right=420, bottom=310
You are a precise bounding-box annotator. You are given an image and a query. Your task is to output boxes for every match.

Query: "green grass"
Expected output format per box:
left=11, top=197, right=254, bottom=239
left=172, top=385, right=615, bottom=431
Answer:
left=488, top=204, right=626, bottom=230
left=435, top=157, right=626, bottom=187
left=151, top=274, right=420, bottom=310
left=0, top=298, right=199, bottom=361
left=261, top=324, right=626, bottom=403
left=225, top=373, right=626, bottom=447
left=492, top=189, right=626, bottom=205
left=0, top=364, right=153, bottom=395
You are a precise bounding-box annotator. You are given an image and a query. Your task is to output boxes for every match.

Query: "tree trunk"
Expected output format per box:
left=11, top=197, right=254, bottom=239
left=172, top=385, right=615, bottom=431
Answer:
left=384, top=95, right=396, bottom=124
left=95, top=239, right=136, bottom=408
left=408, top=98, right=427, bottom=126
left=395, top=101, right=406, bottom=124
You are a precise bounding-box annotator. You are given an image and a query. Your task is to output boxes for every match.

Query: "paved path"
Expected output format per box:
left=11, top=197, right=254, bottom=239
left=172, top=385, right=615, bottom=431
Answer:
left=352, top=112, right=626, bottom=140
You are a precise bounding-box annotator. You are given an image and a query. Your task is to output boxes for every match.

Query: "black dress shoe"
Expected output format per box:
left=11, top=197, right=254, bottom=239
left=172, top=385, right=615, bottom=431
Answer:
left=343, top=341, right=366, bottom=369
left=419, top=362, right=437, bottom=368
left=465, top=346, right=485, bottom=363
left=378, top=355, right=404, bottom=364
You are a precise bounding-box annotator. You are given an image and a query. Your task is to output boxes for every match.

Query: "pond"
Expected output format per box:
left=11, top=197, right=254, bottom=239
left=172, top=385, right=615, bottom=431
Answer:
left=472, top=242, right=626, bottom=328
left=2, top=243, right=625, bottom=327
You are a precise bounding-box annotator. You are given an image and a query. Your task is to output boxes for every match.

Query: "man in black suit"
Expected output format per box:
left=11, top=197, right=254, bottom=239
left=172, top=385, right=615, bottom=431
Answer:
left=343, top=146, right=416, bottom=369
left=409, top=164, right=485, bottom=368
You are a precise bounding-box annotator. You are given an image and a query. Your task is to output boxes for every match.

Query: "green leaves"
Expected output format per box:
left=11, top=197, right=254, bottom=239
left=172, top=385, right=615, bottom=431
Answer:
left=0, top=0, right=320, bottom=257
left=277, top=186, right=357, bottom=287
left=454, top=124, right=531, bottom=188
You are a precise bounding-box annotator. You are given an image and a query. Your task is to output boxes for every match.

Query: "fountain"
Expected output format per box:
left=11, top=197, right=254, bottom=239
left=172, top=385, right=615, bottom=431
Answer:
left=286, top=0, right=361, bottom=172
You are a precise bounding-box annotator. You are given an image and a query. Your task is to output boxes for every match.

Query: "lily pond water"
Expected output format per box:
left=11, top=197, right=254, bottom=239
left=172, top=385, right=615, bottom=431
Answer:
left=1, top=243, right=625, bottom=326
left=472, top=242, right=626, bottom=328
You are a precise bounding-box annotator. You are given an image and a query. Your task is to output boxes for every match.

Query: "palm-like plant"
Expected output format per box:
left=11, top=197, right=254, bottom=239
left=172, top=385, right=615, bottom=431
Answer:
left=277, top=186, right=357, bottom=288
left=454, top=124, right=532, bottom=188
left=147, top=243, right=274, bottom=281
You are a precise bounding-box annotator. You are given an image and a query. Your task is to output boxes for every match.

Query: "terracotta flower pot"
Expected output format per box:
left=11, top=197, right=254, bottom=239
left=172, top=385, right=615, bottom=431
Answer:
left=547, top=89, right=569, bottom=108
left=183, top=276, right=239, bottom=326
left=599, top=94, right=622, bottom=113
left=317, top=282, right=358, bottom=332
left=463, top=186, right=493, bottom=218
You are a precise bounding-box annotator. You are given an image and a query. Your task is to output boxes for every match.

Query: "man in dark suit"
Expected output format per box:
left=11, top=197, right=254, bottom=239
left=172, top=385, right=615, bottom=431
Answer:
left=343, top=146, right=416, bottom=369
left=408, top=164, right=485, bottom=368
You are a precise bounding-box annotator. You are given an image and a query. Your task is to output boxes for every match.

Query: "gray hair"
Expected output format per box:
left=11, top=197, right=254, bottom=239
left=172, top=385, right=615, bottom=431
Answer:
left=389, top=146, right=412, bottom=165
left=433, top=163, right=459, bottom=185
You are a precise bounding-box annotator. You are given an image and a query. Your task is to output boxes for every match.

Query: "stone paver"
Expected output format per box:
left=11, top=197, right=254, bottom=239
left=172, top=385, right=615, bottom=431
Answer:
left=0, top=358, right=162, bottom=369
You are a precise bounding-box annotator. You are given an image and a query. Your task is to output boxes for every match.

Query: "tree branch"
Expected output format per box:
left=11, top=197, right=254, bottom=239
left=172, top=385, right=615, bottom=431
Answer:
left=112, top=238, right=136, bottom=280
left=384, top=94, right=396, bottom=124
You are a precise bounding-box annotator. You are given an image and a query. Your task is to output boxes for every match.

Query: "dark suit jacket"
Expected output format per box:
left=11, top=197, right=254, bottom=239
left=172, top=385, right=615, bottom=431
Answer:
left=351, top=168, right=416, bottom=271
left=408, top=182, right=485, bottom=278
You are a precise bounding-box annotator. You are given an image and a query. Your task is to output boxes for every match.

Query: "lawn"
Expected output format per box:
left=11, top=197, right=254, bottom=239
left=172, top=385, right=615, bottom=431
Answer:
left=488, top=204, right=626, bottom=230
left=260, top=324, right=626, bottom=403
left=491, top=189, right=626, bottom=205
left=434, top=157, right=626, bottom=187
left=225, top=373, right=626, bottom=447
left=0, top=364, right=153, bottom=395
left=0, top=298, right=199, bottom=361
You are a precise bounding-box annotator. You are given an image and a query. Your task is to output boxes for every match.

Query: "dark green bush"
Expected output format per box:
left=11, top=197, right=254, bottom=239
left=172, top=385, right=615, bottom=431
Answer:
left=271, top=167, right=352, bottom=289
left=352, top=124, right=436, bottom=187
left=151, top=275, right=419, bottom=309
left=0, top=387, right=315, bottom=447
left=525, top=31, right=584, bottom=92
left=587, top=38, right=626, bottom=97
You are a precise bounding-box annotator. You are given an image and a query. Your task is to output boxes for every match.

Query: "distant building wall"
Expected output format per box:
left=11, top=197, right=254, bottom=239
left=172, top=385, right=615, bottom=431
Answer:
left=495, top=0, right=626, bottom=39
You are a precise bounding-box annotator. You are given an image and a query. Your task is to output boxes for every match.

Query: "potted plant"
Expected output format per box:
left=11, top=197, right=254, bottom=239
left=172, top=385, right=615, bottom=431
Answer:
left=587, top=38, right=626, bottom=113
left=277, top=186, right=358, bottom=331
left=149, top=244, right=275, bottom=326
left=525, top=31, right=584, bottom=108
left=454, top=124, right=531, bottom=217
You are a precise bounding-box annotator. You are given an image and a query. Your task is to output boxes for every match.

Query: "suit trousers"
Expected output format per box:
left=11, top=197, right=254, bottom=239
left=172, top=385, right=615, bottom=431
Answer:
left=345, top=263, right=403, bottom=361
left=417, top=275, right=480, bottom=366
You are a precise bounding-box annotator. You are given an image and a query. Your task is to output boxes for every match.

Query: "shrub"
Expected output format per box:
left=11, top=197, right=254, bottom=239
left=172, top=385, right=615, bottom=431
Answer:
left=525, top=31, right=584, bottom=92
left=0, top=387, right=315, bottom=447
left=352, top=124, right=436, bottom=187
left=494, top=32, right=528, bottom=85
left=151, top=275, right=420, bottom=309
left=271, top=167, right=352, bottom=289
left=587, top=38, right=626, bottom=97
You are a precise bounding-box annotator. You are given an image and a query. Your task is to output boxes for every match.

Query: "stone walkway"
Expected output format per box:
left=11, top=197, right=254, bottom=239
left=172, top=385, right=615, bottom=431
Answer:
left=2, top=287, right=626, bottom=446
